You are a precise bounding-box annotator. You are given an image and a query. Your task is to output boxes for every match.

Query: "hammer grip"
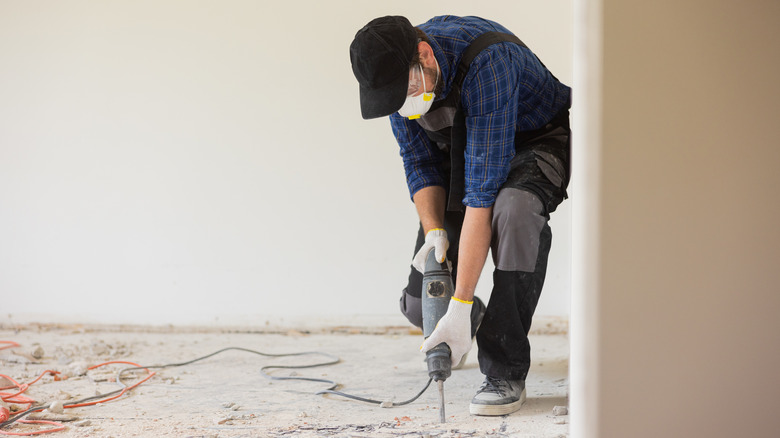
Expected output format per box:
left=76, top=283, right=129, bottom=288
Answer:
left=426, top=342, right=452, bottom=381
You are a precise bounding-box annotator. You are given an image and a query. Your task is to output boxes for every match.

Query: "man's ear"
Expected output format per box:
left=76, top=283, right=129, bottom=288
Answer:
left=417, top=42, right=436, bottom=69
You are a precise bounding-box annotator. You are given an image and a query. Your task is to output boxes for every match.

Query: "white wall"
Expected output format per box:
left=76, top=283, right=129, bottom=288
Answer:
left=571, top=0, right=780, bottom=436
left=0, top=1, right=573, bottom=327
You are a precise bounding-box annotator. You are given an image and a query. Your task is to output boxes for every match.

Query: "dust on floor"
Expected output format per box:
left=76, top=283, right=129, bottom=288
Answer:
left=0, top=324, right=569, bottom=437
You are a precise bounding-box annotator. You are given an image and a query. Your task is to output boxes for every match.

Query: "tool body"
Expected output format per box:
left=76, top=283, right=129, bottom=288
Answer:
left=421, top=250, right=454, bottom=423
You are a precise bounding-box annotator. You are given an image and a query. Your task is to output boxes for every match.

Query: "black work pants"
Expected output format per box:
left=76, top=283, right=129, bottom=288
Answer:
left=399, top=109, right=570, bottom=381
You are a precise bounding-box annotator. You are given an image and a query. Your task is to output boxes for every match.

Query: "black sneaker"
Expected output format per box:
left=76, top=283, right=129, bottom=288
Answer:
left=469, top=376, right=526, bottom=416
left=452, top=296, right=486, bottom=370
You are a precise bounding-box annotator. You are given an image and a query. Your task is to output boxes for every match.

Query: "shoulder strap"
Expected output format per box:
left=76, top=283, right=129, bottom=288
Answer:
left=452, top=32, right=527, bottom=99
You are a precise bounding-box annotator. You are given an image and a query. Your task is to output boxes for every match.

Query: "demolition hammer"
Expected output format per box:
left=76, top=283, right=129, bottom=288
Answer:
left=421, top=249, right=454, bottom=424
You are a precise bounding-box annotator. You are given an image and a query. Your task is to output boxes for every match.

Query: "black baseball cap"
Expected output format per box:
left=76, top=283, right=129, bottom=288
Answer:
left=350, top=16, right=418, bottom=119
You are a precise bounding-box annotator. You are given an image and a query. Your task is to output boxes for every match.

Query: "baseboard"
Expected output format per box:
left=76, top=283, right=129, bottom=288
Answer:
left=0, top=313, right=569, bottom=336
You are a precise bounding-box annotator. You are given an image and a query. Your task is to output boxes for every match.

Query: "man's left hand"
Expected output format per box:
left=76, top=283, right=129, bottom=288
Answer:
left=412, top=228, right=448, bottom=273
left=420, top=297, right=473, bottom=364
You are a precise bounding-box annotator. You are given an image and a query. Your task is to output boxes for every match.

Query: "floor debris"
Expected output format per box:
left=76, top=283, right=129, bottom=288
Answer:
left=0, top=325, right=569, bottom=437
left=48, top=400, right=65, bottom=414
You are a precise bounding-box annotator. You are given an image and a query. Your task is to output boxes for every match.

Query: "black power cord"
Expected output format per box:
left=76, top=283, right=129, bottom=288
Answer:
left=1, top=346, right=432, bottom=431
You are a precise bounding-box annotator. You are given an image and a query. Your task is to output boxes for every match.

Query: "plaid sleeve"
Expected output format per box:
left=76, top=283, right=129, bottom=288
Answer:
left=460, top=44, right=521, bottom=208
left=390, top=113, right=446, bottom=200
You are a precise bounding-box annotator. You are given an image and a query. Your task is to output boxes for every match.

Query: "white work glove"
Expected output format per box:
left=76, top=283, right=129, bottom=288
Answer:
left=420, top=297, right=473, bottom=365
left=412, top=228, right=449, bottom=273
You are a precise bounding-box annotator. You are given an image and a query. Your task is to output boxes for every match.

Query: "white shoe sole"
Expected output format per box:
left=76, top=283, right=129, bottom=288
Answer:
left=469, top=388, right=526, bottom=416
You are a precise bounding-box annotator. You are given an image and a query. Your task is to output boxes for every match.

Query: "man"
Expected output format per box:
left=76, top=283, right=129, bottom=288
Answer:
left=349, top=15, right=571, bottom=416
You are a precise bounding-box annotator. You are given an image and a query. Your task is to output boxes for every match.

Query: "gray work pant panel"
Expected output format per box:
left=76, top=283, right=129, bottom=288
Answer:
left=491, top=189, right=546, bottom=272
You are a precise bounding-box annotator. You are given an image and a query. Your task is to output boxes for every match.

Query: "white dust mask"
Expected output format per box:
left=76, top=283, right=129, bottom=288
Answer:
left=398, top=63, right=438, bottom=120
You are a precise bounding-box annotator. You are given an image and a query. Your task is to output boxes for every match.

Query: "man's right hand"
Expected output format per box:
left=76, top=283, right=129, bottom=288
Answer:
left=412, top=228, right=449, bottom=273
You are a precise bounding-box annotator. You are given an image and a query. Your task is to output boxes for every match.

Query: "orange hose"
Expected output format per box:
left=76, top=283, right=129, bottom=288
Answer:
left=0, top=341, right=21, bottom=350
left=63, top=361, right=155, bottom=409
left=0, top=342, right=20, bottom=352
left=0, top=420, right=66, bottom=436
left=1, top=353, right=155, bottom=436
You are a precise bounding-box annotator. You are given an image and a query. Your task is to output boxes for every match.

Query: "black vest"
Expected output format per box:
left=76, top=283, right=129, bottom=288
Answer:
left=416, top=32, right=530, bottom=212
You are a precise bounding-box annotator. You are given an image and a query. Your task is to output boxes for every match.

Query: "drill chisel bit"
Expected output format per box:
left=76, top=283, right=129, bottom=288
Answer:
left=438, top=380, right=446, bottom=423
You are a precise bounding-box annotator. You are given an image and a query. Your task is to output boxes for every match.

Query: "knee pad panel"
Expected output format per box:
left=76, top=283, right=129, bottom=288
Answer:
left=491, top=189, right=547, bottom=272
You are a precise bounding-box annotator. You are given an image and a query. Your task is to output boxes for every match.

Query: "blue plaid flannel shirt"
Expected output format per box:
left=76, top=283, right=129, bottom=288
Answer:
left=390, top=16, right=571, bottom=208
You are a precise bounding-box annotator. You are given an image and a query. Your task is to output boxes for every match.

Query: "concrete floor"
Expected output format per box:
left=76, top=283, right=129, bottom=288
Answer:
left=0, top=325, right=569, bottom=437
